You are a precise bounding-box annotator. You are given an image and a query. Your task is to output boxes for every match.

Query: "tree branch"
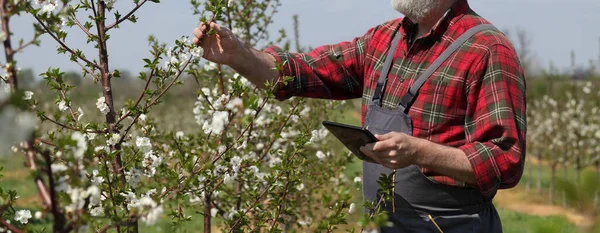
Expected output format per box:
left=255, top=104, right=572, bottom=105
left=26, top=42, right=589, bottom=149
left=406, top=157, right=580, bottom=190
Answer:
left=23, top=141, right=53, bottom=210
left=30, top=12, right=101, bottom=70
left=116, top=69, right=155, bottom=124
left=39, top=112, right=107, bottom=134
left=42, top=150, right=66, bottom=232
left=228, top=152, right=300, bottom=232
left=105, top=0, right=147, bottom=31
left=14, top=37, right=37, bottom=53
left=0, top=218, right=23, bottom=233
left=70, top=11, right=93, bottom=38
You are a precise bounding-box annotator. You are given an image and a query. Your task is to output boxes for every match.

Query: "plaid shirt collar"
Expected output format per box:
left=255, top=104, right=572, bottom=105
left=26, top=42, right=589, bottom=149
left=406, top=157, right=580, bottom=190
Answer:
left=400, top=0, right=471, bottom=43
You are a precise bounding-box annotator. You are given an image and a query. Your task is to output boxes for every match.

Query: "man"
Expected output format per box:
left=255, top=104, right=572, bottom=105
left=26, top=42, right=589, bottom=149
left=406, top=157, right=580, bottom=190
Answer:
left=192, top=0, right=526, bottom=232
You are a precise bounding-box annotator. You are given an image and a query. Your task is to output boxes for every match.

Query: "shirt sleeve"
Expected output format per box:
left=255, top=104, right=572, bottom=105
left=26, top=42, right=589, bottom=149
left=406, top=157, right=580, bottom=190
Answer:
left=459, top=44, right=527, bottom=197
left=263, top=27, right=378, bottom=101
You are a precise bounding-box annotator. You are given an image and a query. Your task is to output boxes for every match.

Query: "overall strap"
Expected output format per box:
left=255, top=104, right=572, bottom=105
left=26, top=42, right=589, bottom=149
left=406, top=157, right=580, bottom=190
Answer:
left=372, top=29, right=403, bottom=103
left=399, top=24, right=497, bottom=113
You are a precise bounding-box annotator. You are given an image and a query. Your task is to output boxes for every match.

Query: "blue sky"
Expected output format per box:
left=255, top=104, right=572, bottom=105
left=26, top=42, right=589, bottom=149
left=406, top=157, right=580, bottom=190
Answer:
left=9, top=0, right=600, bottom=75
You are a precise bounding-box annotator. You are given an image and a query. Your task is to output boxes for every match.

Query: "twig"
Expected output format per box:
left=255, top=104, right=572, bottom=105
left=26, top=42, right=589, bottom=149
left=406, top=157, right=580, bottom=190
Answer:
left=39, top=112, right=107, bottom=133
left=116, top=69, right=155, bottom=124
left=30, top=12, right=101, bottom=70
left=217, top=64, right=225, bottom=95
left=105, top=0, right=147, bottom=31
left=204, top=190, right=211, bottom=233
left=90, top=0, right=97, bottom=19
left=70, top=12, right=93, bottom=38
left=145, top=58, right=192, bottom=109
left=256, top=102, right=301, bottom=162
left=35, top=138, right=56, bottom=147
left=103, top=159, right=123, bottom=233
left=14, top=37, right=37, bottom=53
left=56, top=81, right=79, bottom=122
left=228, top=152, right=300, bottom=232
left=269, top=173, right=291, bottom=230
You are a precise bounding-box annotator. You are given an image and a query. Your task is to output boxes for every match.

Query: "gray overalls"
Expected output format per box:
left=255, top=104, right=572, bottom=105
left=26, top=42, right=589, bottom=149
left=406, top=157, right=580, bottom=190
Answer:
left=362, top=24, right=503, bottom=233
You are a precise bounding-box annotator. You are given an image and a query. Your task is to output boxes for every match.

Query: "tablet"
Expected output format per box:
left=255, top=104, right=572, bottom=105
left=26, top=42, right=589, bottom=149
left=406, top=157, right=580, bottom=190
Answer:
left=321, top=121, right=378, bottom=163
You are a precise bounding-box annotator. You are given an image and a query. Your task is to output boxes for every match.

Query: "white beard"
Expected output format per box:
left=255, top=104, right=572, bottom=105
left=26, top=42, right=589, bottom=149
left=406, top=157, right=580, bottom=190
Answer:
left=390, top=0, right=440, bottom=22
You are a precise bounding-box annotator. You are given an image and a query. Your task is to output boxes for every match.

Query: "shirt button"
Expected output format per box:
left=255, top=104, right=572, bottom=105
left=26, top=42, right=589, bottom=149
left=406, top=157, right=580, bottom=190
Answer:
left=400, top=79, right=405, bottom=83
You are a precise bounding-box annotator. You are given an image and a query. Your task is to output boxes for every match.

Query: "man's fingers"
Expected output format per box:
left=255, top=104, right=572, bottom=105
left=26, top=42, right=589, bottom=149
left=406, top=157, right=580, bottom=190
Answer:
left=372, top=139, right=397, bottom=152
left=375, top=132, right=398, bottom=141
left=193, top=27, right=204, bottom=43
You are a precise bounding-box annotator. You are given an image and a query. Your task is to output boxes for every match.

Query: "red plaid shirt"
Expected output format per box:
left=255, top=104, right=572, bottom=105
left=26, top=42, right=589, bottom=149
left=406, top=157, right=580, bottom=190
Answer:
left=264, top=0, right=526, bottom=197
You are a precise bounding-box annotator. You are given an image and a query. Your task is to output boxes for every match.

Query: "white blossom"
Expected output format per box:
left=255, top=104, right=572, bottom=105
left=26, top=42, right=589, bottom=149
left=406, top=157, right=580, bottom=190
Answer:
left=126, top=168, right=141, bottom=188
left=230, top=156, right=242, bottom=172
left=225, top=97, right=244, bottom=111
left=76, top=107, right=84, bottom=121
left=71, top=132, right=87, bottom=160
left=51, top=163, right=68, bottom=173
left=348, top=203, right=356, bottom=214
left=136, top=137, right=152, bottom=153
left=309, top=129, right=328, bottom=143
left=142, top=205, right=163, bottom=226
left=296, top=183, right=304, bottom=191
left=137, top=196, right=163, bottom=226
left=191, top=47, right=204, bottom=58
left=106, top=133, right=120, bottom=146
left=104, top=0, right=117, bottom=8
left=96, top=97, right=109, bottom=115
left=316, top=150, right=327, bottom=160
left=298, top=217, right=312, bottom=226
left=0, top=32, right=6, bottom=43
left=14, top=210, right=31, bottom=224
left=210, top=208, right=218, bottom=217
left=138, top=114, right=147, bottom=124
left=57, top=100, right=68, bottom=111
left=90, top=170, right=104, bottom=186
left=40, top=0, right=58, bottom=14
left=34, top=211, right=42, bottom=219
left=175, top=131, right=185, bottom=139
left=204, top=62, right=218, bottom=71
left=87, top=185, right=101, bottom=205
left=210, top=111, right=229, bottom=135
left=23, top=91, right=33, bottom=100
left=227, top=0, right=237, bottom=7
left=354, top=176, right=362, bottom=183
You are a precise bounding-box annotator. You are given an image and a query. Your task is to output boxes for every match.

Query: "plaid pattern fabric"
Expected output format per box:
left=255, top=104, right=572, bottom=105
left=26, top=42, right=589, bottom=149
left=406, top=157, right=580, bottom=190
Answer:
left=264, top=0, right=526, bottom=198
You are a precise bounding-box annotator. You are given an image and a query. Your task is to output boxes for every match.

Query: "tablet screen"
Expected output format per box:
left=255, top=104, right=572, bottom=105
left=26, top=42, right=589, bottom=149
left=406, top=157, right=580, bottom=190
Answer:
left=322, top=121, right=378, bottom=163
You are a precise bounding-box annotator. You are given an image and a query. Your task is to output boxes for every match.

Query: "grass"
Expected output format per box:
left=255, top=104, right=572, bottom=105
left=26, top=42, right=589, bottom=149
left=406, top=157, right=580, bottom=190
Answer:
left=499, top=208, right=580, bottom=233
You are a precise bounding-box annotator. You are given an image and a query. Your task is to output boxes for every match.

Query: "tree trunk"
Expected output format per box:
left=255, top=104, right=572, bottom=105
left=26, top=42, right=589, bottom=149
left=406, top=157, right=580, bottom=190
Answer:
left=595, top=160, right=599, bottom=206
left=550, top=164, right=558, bottom=205
left=575, top=156, right=581, bottom=187
left=537, top=154, right=543, bottom=194
left=526, top=157, right=532, bottom=193
left=562, top=164, right=568, bottom=208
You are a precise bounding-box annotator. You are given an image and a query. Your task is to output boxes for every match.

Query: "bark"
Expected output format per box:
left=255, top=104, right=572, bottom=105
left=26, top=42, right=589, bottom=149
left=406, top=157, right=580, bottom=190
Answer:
left=550, top=163, right=557, bottom=204
left=537, top=154, right=543, bottom=194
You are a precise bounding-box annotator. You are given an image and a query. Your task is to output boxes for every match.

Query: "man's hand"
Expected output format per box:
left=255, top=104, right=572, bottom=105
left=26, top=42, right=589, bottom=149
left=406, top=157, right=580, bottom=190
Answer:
left=360, top=131, right=478, bottom=185
left=192, top=22, right=242, bottom=66
left=191, top=22, right=279, bottom=89
left=359, top=132, right=423, bottom=169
